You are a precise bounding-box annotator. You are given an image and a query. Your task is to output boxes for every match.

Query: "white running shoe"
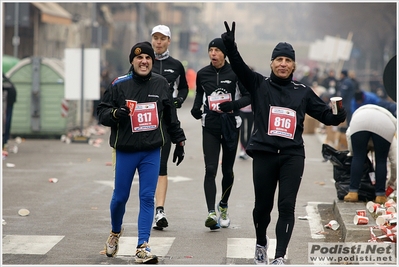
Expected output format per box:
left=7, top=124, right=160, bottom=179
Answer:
left=218, top=205, right=230, bottom=228
left=153, top=209, right=168, bottom=230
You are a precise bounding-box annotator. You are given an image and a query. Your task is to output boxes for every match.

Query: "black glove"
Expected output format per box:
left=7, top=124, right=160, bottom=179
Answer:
left=221, top=21, right=236, bottom=51
left=219, top=101, right=236, bottom=112
left=173, top=97, right=184, bottom=109
left=336, top=107, right=347, bottom=122
left=173, top=144, right=185, bottom=166
left=191, top=107, right=202, bottom=120
left=112, top=105, right=130, bottom=119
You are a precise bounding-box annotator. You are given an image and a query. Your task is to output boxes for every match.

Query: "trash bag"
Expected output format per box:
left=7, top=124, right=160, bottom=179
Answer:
left=322, top=144, right=376, bottom=201
left=321, top=143, right=351, bottom=169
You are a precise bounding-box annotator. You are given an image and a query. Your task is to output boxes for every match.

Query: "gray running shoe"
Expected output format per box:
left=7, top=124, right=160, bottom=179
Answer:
left=254, top=235, right=269, bottom=264
left=270, top=257, right=285, bottom=265
left=105, top=228, right=123, bottom=257
left=135, top=242, right=158, bottom=264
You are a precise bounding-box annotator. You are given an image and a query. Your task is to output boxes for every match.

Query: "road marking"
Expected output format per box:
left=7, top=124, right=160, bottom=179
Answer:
left=117, top=237, right=175, bottom=256
left=306, top=202, right=333, bottom=264
left=227, top=237, right=284, bottom=260
left=2, top=235, right=64, bottom=254
left=167, top=176, right=192, bottom=183
left=306, top=202, right=328, bottom=239
left=95, top=176, right=192, bottom=188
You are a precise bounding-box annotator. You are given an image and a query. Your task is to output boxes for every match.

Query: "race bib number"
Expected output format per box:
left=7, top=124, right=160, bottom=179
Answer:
left=208, top=93, right=232, bottom=113
left=130, top=102, right=159, bottom=132
left=267, top=106, right=297, bottom=139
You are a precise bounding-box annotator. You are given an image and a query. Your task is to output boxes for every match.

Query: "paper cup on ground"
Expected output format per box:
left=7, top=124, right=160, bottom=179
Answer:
left=330, top=97, right=343, bottom=115
left=384, top=200, right=396, bottom=208
left=325, top=220, right=340, bottom=230
left=376, top=216, right=387, bottom=226
left=386, top=206, right=396, bottom=214
left=49, top=178, right=58, bottom=183
left=356, top=210, right=366, bottom=216
left=367, top=201, right=381, bottom=213
left=375, top=207, right=386, bottom=215
left=385, top=186, right=395, bottom=197
left=376, top=214, right=394, bottom=226
left=354, top=215, right=369, bottom=225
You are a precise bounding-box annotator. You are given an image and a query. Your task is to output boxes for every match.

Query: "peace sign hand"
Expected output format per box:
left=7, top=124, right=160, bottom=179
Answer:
left=221, top=21, right=236, bottom=51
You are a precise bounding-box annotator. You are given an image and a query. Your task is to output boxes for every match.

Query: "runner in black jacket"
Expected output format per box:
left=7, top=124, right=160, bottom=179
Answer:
left=191, top=37, right=251, bottom=230
left=97, top=41, right=186, bottom=264
left=150, top=25, right=189, bottom=230
left=221, top=22, right=347, bottom=265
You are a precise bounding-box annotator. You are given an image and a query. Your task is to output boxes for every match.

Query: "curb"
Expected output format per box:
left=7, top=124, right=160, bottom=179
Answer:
left=333, top=200, right=371, bottom=242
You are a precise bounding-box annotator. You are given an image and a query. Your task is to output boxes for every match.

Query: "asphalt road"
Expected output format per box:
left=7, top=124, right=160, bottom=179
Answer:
left=2, top=96, right=343, bottom=265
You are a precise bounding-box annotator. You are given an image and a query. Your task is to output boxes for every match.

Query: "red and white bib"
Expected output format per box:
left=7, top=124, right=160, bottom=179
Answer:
left=129, top=102, right=159, bottom=133
left=207, top=93, right=232, bottom=113
left=267, top=106, right=297, bottom=139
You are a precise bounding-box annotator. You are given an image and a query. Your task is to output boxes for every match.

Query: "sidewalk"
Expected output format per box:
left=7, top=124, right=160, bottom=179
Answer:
left=315, top=130, right=397, bottom=244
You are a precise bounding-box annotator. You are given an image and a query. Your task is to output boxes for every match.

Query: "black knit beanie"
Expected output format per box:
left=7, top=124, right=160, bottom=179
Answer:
left=271, top=42, right=295, bottom=61
left=208, top=38, right=227, bottom=58
left=129, top=41, right=155, bottom=63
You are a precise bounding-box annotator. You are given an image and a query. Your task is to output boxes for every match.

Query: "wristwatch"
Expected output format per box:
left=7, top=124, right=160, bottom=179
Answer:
left=179, top=141, right=185, bottom=146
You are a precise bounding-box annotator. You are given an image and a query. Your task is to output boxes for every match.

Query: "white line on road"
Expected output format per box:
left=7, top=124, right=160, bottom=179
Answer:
left=2, top=235, right=64, bottom=254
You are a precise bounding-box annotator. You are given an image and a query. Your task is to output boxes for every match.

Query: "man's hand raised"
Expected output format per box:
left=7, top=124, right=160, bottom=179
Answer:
left=221, top=21, right=236, bottom=51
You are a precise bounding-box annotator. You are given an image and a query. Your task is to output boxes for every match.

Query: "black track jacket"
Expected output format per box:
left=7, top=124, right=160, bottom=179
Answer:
left=97, top=71, right=186, bottom=152
left=193, top=62, right=251, bottom=132
left=153, top=56, right=189, bottom=102
left=225, top=47, right=345, bottom=157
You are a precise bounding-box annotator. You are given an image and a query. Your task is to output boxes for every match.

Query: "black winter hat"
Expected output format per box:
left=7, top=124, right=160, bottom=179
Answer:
left=208, top=38, right=227, bottom=58
left=271, top=42, right=295, bottom=61
left=129, top=41, right=155, bottom=63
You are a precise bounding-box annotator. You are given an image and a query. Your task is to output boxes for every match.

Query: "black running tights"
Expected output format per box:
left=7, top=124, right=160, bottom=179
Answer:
left=252, top=151, right=304, bottom=259
left=202, top=127, right=238, bottom=212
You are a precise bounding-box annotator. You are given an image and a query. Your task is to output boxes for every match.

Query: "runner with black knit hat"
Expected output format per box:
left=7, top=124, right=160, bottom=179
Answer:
left=98, top=40, right=186, bottom=264
left=191, top=37, right=251, bottom=230
left=221, top=21, right=347, bottom=265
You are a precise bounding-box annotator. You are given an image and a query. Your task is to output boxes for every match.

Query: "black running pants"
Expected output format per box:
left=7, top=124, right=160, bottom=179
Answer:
left=252, top=151, right=304, bottom=259
left=202, top=127, right=238, bottom=212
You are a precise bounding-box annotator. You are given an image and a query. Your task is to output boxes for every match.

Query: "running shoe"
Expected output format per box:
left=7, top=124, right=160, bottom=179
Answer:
left=270, top=257, right=285, bottom=265
left=218, top=205, right=230, bottom=228
left=153, top=209, right=168, bottom=230
left=239, top=151, right=249, bottom=160
left=254, top=235, right=269, bottom=264
left=135, top=242, right=158, bottom=264
left=105, top=228, right=123, bottom=257
left=205, top=211, right=220, bottom=230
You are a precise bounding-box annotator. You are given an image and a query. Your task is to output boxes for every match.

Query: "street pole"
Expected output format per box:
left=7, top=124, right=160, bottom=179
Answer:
left=12, top=3, right=19, bottom=57
left=80, top=43, right=85, bottom=135
left=72, top=43, right=89, bottom=143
